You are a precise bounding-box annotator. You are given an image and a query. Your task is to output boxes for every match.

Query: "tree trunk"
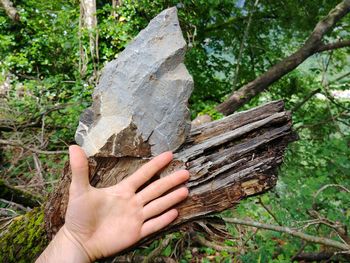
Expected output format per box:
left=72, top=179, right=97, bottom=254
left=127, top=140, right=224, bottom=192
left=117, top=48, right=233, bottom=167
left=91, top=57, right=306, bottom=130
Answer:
left=79, top=0, right=98, bottom=78
left=0, top=0, right=19, bottom=21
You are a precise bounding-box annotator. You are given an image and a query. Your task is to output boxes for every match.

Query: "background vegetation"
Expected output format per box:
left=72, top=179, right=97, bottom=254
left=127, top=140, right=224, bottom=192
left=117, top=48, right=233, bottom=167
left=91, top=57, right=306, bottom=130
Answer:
left=0, top=0, right=349, bottom=262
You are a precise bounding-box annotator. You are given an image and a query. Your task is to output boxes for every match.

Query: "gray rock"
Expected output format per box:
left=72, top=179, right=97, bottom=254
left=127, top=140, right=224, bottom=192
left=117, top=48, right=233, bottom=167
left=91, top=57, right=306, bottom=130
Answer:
left=75, top=7, right=194, bottom=157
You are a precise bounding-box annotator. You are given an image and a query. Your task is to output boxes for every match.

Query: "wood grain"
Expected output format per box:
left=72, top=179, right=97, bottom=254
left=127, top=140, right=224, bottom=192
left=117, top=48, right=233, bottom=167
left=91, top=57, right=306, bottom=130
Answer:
left=45, top=100, right=297, bottom=248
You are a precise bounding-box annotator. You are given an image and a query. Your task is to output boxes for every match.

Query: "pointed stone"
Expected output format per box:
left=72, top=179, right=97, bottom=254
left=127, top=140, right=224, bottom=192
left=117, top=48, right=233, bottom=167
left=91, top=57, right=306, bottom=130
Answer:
left=75, top=7, right=194, bottom=157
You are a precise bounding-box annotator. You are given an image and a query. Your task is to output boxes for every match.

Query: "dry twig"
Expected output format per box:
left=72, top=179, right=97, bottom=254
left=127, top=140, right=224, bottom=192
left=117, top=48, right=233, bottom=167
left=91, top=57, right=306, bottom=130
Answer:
left=0, top=139, right=67, bottom=155
left=223, top=217, right=350, bottom=251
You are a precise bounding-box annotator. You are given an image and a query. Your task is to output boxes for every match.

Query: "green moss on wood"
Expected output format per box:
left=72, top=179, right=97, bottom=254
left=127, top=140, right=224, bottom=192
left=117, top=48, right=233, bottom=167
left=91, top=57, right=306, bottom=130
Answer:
left=0, top=207, right=48, bottom=263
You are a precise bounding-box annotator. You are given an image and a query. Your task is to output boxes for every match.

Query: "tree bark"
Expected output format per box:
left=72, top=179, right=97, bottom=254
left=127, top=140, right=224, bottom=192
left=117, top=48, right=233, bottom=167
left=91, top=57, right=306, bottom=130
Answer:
left=216, top=0, right=350, bottom=115
left=111, top=0, right=122, bottom=18
left=45, top=100, right=297, bottom=238
left=0, top=0, right=19, bottom=21
left=79, top=0, right=99, bottom=78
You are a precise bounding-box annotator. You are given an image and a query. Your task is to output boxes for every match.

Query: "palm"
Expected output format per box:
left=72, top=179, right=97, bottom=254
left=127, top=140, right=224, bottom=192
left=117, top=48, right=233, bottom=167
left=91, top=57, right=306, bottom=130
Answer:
left=64, top=146, right=189, bottom=261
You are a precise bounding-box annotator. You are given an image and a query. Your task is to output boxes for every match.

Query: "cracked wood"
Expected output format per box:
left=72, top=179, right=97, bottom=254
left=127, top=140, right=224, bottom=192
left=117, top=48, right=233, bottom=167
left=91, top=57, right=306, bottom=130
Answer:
left=45, top=100, right=297, bottom=245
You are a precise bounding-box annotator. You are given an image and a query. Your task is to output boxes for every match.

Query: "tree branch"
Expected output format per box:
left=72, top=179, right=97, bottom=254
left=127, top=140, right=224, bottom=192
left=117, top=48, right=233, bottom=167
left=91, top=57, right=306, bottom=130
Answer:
left=293, top=252, right=337, bottom=261
left=142, top=235, right=173, bottom=263
left=316, top=39, right=350, bottom=52
left=0, top=103, right=76, bottom=132
left=205, top=14, right=277, bottom=33
left=291, top=88, right=321, bottom=112
left=192, top=233, right=232, bottom=252
left=295, top=111, right=348, bottom=130
left=232, top=0, right=259, bottom=91
left=223, top=217, right=350, bottom=251
left=0, top=179, right=43, bottom=208
left=313, top=184, right=350, bottom=204
left=0, top=198, right=31, bottom=212
left=217, top=0, right=350, bottom=115
left=0, top=139, right=67, bottom=155
left=0, top=0, right=19, bottom=21
left=332, top=70, right=350, bottom=82
left=257, top=197, right=282, bottom=225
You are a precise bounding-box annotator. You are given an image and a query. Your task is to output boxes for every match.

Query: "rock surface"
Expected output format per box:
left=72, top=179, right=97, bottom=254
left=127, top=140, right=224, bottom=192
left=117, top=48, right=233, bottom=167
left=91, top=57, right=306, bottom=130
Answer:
left=75, top=7, right=193, bottom=157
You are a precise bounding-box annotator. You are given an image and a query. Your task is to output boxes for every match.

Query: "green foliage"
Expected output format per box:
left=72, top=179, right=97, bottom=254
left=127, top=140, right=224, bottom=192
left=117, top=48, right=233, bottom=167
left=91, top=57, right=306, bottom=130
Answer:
left=0, top=1, right=79, bottom=76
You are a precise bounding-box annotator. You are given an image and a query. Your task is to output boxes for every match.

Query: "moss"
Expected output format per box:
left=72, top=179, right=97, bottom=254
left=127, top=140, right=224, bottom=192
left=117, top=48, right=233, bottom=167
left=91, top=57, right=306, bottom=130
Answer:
left=0, top=207, right=48, bottom=263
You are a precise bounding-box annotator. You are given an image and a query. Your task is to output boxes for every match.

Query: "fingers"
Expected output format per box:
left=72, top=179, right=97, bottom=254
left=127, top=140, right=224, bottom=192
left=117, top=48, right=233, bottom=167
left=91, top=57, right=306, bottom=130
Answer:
left=122, top=151, right=173, bottom=191
left=137, top=170, right=189, bottom=204
left=69, top=145, right=90, bottom=197
left=140, top=209, right=178, bottom=238
left=143, top=187, right=188, bottom=220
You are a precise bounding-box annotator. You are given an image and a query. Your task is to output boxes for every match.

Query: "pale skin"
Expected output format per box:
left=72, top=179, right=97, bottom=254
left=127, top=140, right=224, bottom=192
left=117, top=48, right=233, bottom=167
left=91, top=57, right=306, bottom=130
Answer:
left=36, top=145, right=189, bottom=263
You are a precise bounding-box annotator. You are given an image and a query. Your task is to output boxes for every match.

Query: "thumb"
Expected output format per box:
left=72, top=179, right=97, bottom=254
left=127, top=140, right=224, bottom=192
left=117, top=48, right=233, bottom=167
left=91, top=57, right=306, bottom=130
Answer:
left=69, top=145, right=90, bottom=196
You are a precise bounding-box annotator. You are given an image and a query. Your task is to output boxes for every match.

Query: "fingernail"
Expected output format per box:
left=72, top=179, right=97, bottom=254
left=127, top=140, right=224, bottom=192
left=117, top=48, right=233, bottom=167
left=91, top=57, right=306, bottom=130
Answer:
left=68, top=145, right=77, bottom=155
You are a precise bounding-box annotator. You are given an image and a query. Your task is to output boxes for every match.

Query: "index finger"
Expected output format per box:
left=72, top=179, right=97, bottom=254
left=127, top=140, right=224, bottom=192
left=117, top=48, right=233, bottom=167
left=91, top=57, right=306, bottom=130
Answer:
left=122, top=151, right=173, bottom=191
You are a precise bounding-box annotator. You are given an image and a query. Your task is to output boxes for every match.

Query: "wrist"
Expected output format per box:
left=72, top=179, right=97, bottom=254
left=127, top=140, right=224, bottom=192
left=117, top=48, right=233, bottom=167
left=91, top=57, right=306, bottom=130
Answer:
left=36, top=225, right=92, bottom=263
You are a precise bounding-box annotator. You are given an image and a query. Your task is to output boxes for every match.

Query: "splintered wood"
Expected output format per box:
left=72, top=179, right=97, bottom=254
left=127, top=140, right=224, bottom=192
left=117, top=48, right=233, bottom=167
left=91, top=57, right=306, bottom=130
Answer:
left=45, top=100, right=297, bottom=241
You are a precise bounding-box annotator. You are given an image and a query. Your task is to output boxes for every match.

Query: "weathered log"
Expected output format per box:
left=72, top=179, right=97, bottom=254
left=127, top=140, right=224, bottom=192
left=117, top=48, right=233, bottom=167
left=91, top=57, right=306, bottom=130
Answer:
left=45, top=100, right=297, bottom=241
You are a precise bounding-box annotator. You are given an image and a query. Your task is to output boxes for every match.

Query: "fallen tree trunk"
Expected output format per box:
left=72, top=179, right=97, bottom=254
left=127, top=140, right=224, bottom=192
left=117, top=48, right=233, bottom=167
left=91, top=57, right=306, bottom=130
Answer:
left=45, top=100, right=297, bottom=241
left=0, top=100, right=297, bottom=262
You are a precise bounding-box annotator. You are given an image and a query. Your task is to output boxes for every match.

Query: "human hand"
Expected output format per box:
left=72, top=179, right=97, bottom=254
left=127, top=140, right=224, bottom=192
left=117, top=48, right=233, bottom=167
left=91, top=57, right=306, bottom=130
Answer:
left=37, top=145, right=189, bottom=262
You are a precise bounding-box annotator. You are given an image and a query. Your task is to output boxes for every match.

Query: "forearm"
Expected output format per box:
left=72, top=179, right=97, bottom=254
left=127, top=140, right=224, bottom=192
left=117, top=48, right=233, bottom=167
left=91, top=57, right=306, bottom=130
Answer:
left=36, top=225, right=91, bottom=263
